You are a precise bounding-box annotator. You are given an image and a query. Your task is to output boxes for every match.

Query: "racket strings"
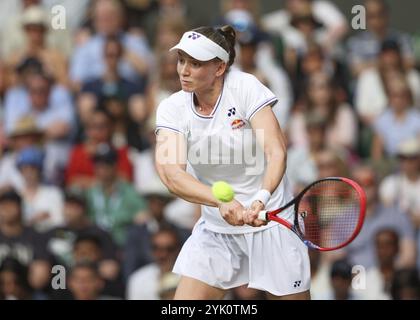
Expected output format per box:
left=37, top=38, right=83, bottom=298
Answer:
left=297, top=180, right=361, bottom=249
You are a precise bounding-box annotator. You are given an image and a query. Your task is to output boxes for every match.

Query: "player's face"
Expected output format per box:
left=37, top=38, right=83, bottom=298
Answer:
left=176, top=51, right=225, bottom=93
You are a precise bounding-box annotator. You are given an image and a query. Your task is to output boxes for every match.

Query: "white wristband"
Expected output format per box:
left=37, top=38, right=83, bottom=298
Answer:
left=254, top=189, right=271, bottom=207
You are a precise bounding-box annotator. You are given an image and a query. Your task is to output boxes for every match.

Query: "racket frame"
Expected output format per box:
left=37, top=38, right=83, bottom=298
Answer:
left=258, top=177, right=366, bottom=251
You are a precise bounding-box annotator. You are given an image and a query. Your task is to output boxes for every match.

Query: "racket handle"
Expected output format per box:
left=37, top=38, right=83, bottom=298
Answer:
left=257, top=210, right=268, bottom=221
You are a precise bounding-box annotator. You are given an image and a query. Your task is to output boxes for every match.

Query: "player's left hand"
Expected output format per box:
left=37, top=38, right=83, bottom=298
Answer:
left=243, top=200, right=268, bottom=227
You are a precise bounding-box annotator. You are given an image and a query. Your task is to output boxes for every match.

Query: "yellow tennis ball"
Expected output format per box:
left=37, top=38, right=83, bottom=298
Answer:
left=212, top=181, right=235, bottom=202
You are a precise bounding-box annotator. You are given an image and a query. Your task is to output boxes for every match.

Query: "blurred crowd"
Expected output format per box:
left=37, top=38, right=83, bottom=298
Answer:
left=0, top=0, right=419, bottom=300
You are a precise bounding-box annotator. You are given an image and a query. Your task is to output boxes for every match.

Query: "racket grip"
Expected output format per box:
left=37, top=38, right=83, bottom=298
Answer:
left=257, top=210, right=268, bottom=221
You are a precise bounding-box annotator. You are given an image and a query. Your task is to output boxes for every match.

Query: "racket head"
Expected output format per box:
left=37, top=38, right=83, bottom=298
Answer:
left=292, top=177, right=366, bottom=251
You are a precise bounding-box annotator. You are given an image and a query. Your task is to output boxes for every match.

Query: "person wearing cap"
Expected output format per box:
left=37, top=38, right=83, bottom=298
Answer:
left=355, top=38, right=420, bottom=125
left=86, top=143, right=147, bottom=247
left=155, top=25, right=310, bottom=299
left=16, top=146, right=64, bottom=232
left=379, top=138, right=420, bottom=227
left=0, top=116, right=44, bottom=192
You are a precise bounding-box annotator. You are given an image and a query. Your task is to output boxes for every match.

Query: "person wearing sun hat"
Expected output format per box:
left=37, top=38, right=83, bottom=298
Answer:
left=0, top=116, right=44, bottom=192
left=379, top=138, right=420, bottom=222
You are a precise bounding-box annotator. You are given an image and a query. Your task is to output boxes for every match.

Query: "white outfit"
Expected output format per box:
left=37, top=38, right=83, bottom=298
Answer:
left=288, top=103, right=358, bottom=150
left=127, top=263, right=161, bottom=300
left=355, top=68, right=420, bottom=119
left=358, top=268, right=391, bottom=300
left=0, top=152, right=25, bottom=192
left=23, top=185, right=64, bottom=232
left=173, top=219, right=310, bottom=296
left=379, top=174, right=420, bottom=216
left=155, top=69, right=310, bottom=295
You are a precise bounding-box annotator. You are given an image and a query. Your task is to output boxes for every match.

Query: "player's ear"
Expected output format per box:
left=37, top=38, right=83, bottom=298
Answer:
left=215, top=61, right=227, bottom=77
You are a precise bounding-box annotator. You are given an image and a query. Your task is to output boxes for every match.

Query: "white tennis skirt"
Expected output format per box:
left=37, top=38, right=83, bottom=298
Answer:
left=173, top=219, right=311, bottom=297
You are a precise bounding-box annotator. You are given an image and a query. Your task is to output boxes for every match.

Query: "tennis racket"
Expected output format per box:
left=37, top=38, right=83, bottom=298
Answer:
left=258, top=177, right=366, bottom=251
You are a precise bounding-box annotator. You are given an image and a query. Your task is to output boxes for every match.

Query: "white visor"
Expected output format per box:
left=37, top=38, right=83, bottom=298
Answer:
left=170, top=31, right=229, bottom=63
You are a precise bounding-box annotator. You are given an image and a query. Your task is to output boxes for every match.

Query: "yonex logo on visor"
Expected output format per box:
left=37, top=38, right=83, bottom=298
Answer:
left=170, top=31, right=230, bottom=63
left=188, top=32, right=201, bottom=40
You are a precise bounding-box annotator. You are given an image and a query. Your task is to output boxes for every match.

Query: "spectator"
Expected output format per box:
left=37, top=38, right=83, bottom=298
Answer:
left=47, top=191, right=118, bottom=268
left=360, top=229, right=399, bottom=300
left=123, top=180, right=190, bottom=279
left=128, top=0, right=189, bottom=48
left=68, top=261, right=119, bottom=300
left=308, top=249, right=332, bottom=300
left=65, top=109, right=133, bottom=190
left=0, top=257, right=31, bottom=300
left=347, top=0, right=415, bottom=76
left=153, top=16, right=188, bottom=56
left=70, top=0, right=153, bottom=90
left=345, top=164, right=416, bottom=269
left=86, top=143, right=147, bottom=247
left=390, top=269, right=420, bottom=300
left=379, top=138, right=420, bottom=227
left=0, top=0, right=73, bottom=60
left=318, top=259, right=360, bottom=300
left=3, top=72, right=75, bottom=184
left=290, top=42, right=349, bottom=103
left=0, top=116, right=44, bottom=192
left=0, top=188, right=52, bottom=298
left=158, top=271, right=181, bottom=300
left=72, top=234, right=124, bottom=298
left=262, top=0, right=348, bottom=56
left=145, top=52, right=181, bottom=132
left=127, top=227, right=181, bottom=300
left=355, top=39, right=420, bottom=125
left=5, top=5, right=69, bottom=87
left=288, top=72, right=357, bottom=151
left=378, top=138, right=420, bottom=268
left=78, top=36, right=148, bottom=150
left=371, top=76, right=420, bottom=160
left=286, top=111, right=326, bottom=193
left=235, top=22, right=293, bottom=127
left=315, top=148, right=350, bottom=179
left=17, top=146, right=64, bottom=231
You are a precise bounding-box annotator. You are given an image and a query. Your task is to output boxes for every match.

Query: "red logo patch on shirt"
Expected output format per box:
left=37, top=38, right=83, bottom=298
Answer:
left=231, top=119, right=246, bottom=130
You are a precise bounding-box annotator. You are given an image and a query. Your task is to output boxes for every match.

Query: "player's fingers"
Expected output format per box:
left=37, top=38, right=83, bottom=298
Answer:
left=242, top=209, right=252, bottom=224
left=235, top=211, right=245, bottom=226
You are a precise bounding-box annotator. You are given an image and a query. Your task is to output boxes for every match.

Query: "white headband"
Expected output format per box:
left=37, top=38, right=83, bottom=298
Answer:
left=169, top=31, right=230, bottom=63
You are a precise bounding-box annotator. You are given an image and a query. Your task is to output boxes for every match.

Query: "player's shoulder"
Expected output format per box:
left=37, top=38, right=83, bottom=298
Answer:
left=157, top=90, right=189, bottom=113
left=226, top=69, right=262, bottom=90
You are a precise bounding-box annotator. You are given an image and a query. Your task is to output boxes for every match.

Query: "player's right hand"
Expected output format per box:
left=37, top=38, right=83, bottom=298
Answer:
left=218, top=199, right=246, bottom=226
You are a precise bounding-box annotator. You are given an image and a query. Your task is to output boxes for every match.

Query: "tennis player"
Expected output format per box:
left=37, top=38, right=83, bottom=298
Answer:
left=155, top=25, right=310, bottom=300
